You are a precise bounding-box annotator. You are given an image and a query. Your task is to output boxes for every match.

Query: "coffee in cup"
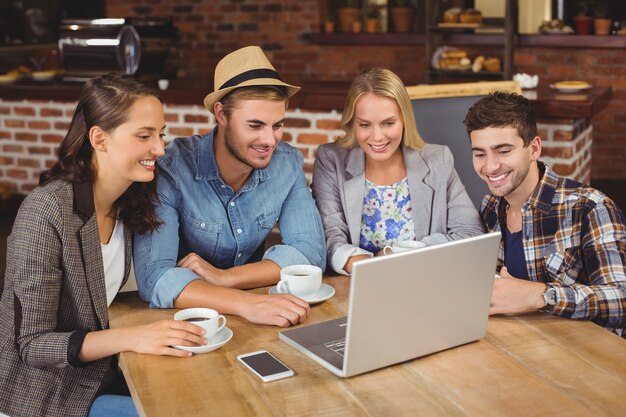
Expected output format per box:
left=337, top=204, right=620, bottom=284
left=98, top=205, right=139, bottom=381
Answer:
left=277, top=265, right=322, bottom=298
left=174, top=308, right=226, bottom=341
left=383, top=240, right=425, bottom=255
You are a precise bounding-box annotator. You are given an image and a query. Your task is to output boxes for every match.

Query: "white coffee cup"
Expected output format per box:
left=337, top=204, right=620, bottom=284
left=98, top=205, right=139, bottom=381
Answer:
left=277, top=265, right=323, bottom=298
left=174, top=308, right=226, bottom=341
left=383, top=240, right=425, bottom=255
left=157, top=79, right=169, bottom=90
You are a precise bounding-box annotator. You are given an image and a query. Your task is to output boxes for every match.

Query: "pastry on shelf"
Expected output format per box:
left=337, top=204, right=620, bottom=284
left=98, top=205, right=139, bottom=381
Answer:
left=471, top=55, right=485, bottom=73
left=438, top=49, right=471, bottom=71
left=459, top=9, right=482, bottom=24
left=442, top=8, right=461, bottom=24
left=482, top=57, right=501, bottom=72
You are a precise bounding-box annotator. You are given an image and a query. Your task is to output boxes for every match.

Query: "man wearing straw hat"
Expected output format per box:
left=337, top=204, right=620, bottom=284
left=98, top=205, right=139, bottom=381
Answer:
left=134, top=46, right=326, bottom=327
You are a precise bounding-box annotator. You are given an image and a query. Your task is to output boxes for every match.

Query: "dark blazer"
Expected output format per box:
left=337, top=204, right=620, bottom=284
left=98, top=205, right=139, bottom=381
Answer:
left=312, top=142, right=485, bottom=273
left=0, top=179, right=131, bottom=417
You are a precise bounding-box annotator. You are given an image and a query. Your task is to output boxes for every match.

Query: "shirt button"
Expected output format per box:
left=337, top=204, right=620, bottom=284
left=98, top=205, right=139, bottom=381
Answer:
left=237, top=253, right=242, bottom=258
left=237, top=228, right=242, bottom=234
left=200, top=223, right=206, bottom=228
left=230, top=202, right=235, bottom=207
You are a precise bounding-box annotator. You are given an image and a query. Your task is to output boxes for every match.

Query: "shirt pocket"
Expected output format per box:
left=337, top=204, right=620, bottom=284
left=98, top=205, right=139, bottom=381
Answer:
left=181, top=214, right=221, bottom=258
left=257, top=207, right=281, bottom=231
left=543, top=240, right=582, bottom=284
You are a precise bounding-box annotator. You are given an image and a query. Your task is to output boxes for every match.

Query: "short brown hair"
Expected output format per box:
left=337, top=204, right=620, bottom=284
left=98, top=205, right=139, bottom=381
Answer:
left=219, top=85, right=288, bottom=118
left=463, top=92, right=538, bottom=146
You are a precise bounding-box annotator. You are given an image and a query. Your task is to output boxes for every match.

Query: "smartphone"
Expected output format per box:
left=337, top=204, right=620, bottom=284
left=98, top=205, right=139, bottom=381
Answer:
left=237, top=350, right=294, bottom=382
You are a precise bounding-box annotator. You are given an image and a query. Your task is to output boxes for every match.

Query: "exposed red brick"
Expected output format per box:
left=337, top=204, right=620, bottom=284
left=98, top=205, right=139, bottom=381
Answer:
left=16, top=132, right=37, bottom=142
left=285, top=118, right=311, bottom=128
left=169, top=127, right=194, bottom=136
left=0, top=156, right=15, bottom=165
left=18, top=159, right=41, bottom=168
left=27, top=146, right=52, bottom=155
left=28, top=121, right=51, bottom=130
left=54, top=122, right=70, bottom=130
left=5, top=120, right=25, bottom=128
left=40, top=108, right=63, bottom=117
left=7, top=169, right=28, bottom=179
left=553, top=129, right=573, bottom=141
left=164, top=113, right=179, bottom=122
left=2, top=144, right=23, bottom=153
left=297, top=133, right=327, bottom=145
left=14, top=107, right=36, bottom=116
left=42, top=134, right=64, bottom=143
left=184, top=114, right=209, bottom=124
left=316, top=119, right=341, bottom=130
left=552, top=162, right=576, bottom=176
left=541, top=146, right=574, bottom=159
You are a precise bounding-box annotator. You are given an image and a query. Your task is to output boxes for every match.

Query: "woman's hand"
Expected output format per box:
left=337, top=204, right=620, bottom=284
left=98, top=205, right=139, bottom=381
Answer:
left=126, top=319, right=208, bottom=357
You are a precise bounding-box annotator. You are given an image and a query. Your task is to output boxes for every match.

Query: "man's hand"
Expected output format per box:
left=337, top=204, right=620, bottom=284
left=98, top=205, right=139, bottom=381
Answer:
left=178, top=252, right=228, bottom=286
left=240, top=293, right=310, bottom=327
left=490, top=266, right=547, bottom=315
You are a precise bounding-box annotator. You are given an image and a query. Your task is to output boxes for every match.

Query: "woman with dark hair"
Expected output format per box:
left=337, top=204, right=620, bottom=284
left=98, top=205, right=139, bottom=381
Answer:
left=0, top=73, right=206, bottom=417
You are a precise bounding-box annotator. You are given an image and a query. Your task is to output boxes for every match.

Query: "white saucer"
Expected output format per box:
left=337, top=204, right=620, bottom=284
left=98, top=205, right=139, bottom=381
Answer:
left=174, top=326, right=233, bottom=355
left=268, top=283, right=335, bottom=304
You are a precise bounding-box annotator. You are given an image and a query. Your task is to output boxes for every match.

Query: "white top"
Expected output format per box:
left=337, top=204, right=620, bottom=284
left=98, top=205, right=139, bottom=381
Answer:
left=101, top=219, right=125, bottom=306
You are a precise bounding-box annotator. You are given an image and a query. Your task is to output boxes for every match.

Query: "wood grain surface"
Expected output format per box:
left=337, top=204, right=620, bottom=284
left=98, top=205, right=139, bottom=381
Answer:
left=109, top=276, right=626, bottom=417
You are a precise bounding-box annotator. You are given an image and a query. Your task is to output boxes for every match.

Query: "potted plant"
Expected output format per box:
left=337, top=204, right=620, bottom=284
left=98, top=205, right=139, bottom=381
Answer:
left=593, top=0, right=611, bottom=35
left=336, top=0, right=360, bottom=33
left=365, top=7, right=381, bottom=33
left=323, top=15, right=335, bottom=33
left=573, top=0, right=593, bottom=35
left=390, top=0, right=415, bottom=33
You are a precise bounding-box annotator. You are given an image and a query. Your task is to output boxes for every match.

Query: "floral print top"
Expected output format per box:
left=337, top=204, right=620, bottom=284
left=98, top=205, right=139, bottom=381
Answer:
left=359, top=177, right=415, bottom=253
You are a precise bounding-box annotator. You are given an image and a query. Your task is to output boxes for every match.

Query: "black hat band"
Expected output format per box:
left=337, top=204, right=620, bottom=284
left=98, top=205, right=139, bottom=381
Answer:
left=219, top=68, right=282, bottom=90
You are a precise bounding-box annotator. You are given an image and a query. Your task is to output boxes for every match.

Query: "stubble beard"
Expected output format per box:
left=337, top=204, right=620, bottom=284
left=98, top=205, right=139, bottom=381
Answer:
left=224, top=124, right=272, bottom=170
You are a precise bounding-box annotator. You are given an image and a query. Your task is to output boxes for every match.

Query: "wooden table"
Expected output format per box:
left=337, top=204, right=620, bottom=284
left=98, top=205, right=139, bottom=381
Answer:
left=109, top=276, right=626, bottom=417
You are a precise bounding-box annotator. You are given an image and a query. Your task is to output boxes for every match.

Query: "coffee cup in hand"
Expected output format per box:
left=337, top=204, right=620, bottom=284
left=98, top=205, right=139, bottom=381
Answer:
left=277, top=265, right=322, bottom=298
left=383, top=240, right=425, bottom=255
left=174, top=308, right=226, bottom=341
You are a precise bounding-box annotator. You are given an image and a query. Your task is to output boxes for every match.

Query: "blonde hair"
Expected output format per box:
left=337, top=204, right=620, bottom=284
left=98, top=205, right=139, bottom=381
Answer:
left=335, top=68, right=425, bottom=150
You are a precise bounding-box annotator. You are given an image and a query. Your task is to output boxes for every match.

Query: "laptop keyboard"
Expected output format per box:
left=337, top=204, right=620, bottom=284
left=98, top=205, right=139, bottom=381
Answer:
left=323, top=338, right=346, bottom=356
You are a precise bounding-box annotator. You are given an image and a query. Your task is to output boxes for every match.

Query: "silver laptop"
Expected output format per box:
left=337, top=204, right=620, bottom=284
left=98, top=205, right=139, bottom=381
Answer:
left=279, top=232, right=501, bottom=377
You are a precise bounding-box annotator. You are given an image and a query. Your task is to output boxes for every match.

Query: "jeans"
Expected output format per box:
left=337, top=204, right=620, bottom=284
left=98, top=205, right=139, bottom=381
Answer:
left=88, top=395, right=138, bottom=417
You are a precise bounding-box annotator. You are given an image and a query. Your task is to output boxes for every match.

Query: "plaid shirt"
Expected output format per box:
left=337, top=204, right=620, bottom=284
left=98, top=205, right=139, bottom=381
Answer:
left=481, top=162, right=626, bottom=337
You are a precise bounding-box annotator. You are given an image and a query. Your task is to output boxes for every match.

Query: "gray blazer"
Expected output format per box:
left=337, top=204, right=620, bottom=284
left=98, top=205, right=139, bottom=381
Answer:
left=312, top=142, right=485, bottom=273
left=0, top=179, right=132, bottom=417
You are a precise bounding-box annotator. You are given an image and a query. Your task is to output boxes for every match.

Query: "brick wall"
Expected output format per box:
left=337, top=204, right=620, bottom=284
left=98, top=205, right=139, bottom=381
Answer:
left=0, top=97, right=591, bottom=194
left=102, top=0, right=625, bottom=180
left=0, top=98, right=342, bottom=193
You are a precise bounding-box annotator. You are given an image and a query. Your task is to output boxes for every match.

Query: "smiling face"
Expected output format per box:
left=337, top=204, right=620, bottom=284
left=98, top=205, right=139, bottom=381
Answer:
left=470, top=126, right=541, bottom=204
left=93, top=95, right=166, bottom=186
left=218, top=99, right=286, bottom=171
left=353, top=93, right=404, bottom=165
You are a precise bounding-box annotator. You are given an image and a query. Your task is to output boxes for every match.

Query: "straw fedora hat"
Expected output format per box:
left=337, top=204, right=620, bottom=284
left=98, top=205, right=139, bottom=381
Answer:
left=203, top=46, right=300, bottom=113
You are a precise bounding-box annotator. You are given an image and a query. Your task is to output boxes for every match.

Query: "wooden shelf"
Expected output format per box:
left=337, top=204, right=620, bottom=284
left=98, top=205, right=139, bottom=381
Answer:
left=308, top=32, right=425, bottom=45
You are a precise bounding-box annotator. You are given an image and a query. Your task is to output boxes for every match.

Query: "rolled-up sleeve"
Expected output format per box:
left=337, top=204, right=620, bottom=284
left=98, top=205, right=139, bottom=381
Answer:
left=263, top=153, right=326, bottom=271
left=134, top=168, right=201, bottom=308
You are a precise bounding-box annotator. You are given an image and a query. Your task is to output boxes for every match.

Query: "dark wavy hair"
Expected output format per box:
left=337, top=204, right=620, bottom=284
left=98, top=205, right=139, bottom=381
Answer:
left=463, top=92, right=538, bottom=147
left=40, top=73, right=162, bottom=234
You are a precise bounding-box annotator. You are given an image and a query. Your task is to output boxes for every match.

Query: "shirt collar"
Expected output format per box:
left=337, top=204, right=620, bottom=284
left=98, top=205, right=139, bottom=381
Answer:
left=526, top=161, right=556, bottom=215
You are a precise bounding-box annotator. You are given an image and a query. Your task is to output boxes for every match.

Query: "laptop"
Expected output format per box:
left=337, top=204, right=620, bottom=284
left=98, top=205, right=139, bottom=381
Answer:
left=279, top=232, right=501, bottom=377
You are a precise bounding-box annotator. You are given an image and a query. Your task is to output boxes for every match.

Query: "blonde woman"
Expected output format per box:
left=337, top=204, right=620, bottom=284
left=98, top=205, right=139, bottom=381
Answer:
left=312, top=68, right=484, bottom=275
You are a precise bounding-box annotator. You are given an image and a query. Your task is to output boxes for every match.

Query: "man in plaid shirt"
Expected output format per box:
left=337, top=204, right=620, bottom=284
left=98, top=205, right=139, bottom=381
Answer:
left=464, top=92, right=626, bottom=337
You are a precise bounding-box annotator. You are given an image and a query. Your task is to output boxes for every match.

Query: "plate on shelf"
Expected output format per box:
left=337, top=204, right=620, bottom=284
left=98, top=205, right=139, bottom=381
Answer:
left=549, top=81, right=592, bottom=93
left=437, top=23, right=482, bottom=29
left=31, top=70, right=59, bottom=81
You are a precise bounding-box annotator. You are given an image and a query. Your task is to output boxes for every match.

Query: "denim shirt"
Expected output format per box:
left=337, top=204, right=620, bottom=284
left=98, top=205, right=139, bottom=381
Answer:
left=134, top=128, right=326, bottom=308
